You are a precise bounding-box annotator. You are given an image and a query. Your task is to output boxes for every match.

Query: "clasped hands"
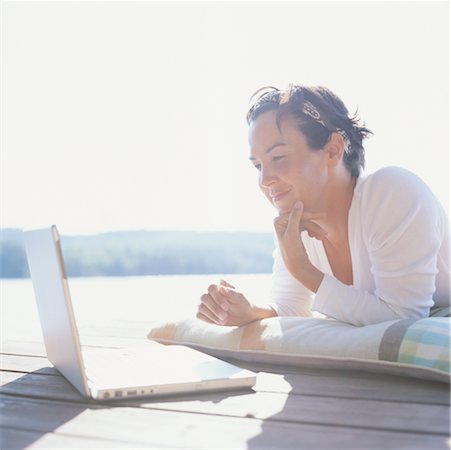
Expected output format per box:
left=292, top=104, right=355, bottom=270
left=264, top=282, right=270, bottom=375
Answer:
left=196, top=201, right=326, bottom=326
left=196, top=279, right=255, bottom=326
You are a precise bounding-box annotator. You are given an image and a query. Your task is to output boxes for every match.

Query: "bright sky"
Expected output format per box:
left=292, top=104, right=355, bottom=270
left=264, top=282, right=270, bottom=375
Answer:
left=2, top=1, right=449, bottom=235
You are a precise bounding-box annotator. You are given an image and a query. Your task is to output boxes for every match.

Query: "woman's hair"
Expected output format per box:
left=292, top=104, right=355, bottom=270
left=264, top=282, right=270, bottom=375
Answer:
left=246, top=85, right=373, bottom=177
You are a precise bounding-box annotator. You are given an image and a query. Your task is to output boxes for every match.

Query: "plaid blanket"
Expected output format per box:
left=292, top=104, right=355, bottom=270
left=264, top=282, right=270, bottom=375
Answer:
left=379, top=318, right=450, bottom=373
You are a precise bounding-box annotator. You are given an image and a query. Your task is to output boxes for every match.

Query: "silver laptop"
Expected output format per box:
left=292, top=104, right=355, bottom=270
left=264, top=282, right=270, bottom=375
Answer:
left=23, top=225, right=256, bottom=401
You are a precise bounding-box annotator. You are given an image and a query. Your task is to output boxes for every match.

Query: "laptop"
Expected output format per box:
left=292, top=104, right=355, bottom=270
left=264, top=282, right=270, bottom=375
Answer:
left=23, top=225, right=256, bottom=401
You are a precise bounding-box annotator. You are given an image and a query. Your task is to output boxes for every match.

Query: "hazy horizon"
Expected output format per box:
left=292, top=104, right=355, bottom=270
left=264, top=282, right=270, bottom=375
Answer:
left=2, top=1, right=449, bottom=235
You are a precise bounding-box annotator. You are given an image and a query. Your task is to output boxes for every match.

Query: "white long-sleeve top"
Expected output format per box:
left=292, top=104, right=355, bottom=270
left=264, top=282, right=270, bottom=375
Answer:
left=269, top=166, right=450, bottom=326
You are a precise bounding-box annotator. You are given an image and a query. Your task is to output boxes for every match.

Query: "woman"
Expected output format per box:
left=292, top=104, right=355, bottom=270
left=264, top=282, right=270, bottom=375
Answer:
left=197, top=85, right=450, bottom=327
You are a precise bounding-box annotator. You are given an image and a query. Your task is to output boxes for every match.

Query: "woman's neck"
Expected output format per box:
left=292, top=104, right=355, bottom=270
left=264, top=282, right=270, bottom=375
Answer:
left=319, top=171, right=357, bottom=249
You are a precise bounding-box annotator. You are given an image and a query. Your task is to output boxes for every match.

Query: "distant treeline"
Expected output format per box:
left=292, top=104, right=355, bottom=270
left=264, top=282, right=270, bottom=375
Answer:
left=0, top=228, right=275, bottom=278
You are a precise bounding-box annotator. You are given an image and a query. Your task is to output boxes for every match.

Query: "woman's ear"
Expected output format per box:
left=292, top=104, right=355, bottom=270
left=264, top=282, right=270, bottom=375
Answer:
left=325, top=132, right=345, bottom=168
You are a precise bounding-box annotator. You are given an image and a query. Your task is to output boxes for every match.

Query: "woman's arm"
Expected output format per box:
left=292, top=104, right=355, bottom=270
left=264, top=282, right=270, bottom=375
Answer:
left=269, top=245, right=314, bottom=317
left=275, top=168, right=447, bottom=326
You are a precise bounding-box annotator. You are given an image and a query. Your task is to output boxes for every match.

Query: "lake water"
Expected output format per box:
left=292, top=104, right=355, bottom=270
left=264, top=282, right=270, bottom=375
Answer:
left=1, top=274, right=272, bottom=343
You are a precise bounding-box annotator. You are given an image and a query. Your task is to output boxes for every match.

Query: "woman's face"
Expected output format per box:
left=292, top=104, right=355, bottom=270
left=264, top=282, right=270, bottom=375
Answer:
left=248, top=109, right=330, bottom=214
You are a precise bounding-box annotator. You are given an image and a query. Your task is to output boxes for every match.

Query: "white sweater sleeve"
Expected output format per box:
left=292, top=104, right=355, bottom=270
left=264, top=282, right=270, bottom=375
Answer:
left=269, top=244, right=314, bottom=317
left=312, top=167, right=445, bottom=326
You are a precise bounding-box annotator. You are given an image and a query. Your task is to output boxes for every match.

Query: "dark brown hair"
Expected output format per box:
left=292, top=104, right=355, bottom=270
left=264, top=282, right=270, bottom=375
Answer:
left=246, top=85, right=373, bottom=177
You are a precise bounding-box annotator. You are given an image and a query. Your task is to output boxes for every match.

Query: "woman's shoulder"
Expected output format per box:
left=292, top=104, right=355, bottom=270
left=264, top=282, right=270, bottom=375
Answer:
left=356, top=166, right=436, bottom=204
left=355, top=166, right=446, bottom=232
left=359, top=166, right=427, bottom=191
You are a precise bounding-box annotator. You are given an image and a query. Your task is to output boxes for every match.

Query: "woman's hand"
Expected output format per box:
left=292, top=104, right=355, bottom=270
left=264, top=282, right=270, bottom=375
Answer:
left=274, top=201, right=325, bottom=292
left=197, top=280, right=276, bottom=326
left=292, top=207, right=328, bottom=240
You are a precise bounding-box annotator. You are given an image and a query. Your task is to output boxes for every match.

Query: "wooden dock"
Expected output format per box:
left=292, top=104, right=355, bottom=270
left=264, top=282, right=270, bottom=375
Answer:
left=1, top=276, right=450, bottom=449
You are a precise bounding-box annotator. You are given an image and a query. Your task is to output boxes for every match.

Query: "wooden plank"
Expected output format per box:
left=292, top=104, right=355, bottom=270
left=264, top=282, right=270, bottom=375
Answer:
left=1, top=395, right=449, bottom=449
left=1, top=354, right=57, bottom=376
left=77, top=322, right=151, bottom=339
left=1, top=370, right=449, bottom=435
left=1, top=336, right=146, bottom=357
left=2, top=351, right=449, bottom=406
left=1, top=372, right=83, bottom=402
left=131, top=391, right=451, bottom=435
left=253, top=370, right=450, bottom=406
left=1, top=340, right=47, bottom=357
left=0, top=426, right=150, bottom=450
left=4, top=337, right=449, bottom=403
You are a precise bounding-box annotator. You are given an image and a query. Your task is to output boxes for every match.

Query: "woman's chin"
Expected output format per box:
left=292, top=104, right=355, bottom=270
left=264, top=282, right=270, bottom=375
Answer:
left=274, top=199, right=297, bottom=215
